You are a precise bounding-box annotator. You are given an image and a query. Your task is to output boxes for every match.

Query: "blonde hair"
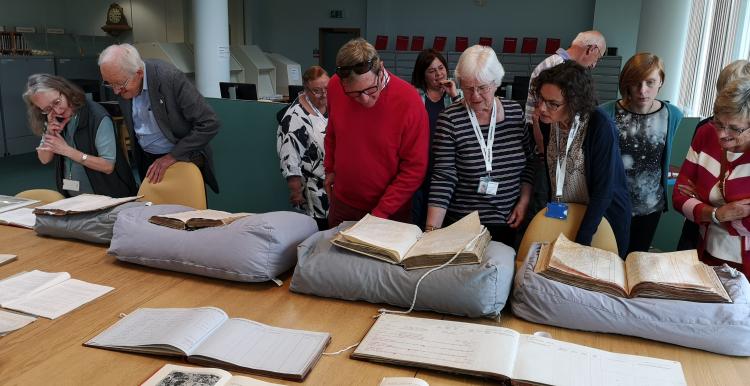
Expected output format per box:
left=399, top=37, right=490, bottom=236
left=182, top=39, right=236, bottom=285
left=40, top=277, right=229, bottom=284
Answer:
left=713, top=77, right=750, bottom=122
left=716, top=60, right=750, bottom=93
left=455, top=45, right=505, bottom=87
left=335, top=38, right=381, bottom=79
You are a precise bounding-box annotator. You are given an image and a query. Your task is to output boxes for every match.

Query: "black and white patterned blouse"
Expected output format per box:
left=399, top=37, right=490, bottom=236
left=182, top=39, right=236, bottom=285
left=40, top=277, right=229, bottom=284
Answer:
left=429, top=98, right=535, bottom=225
left=276, top=98, right=329, bottom=219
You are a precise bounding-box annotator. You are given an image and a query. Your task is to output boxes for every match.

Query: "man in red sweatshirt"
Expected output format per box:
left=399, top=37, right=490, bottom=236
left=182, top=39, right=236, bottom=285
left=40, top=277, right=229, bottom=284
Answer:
left=324, top=38, right=429, bottom=227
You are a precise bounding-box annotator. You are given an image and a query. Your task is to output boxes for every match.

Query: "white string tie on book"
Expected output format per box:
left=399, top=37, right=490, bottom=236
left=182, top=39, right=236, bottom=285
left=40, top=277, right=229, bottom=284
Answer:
left=321, top=341, right=360, bottom=356
left=119, top=312, right=128, bottom=318
left=375, top=232, right=484, bottom=317
left=271, top=278, right=283, bottom=286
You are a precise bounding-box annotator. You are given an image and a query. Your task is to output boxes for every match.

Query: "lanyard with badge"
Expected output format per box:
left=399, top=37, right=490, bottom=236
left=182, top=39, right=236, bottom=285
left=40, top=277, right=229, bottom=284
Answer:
left=304, top=93, right=328, bottom=125
left=545, top=114, right=581, bottom=219
left=467, top=98, right=498, bottom=195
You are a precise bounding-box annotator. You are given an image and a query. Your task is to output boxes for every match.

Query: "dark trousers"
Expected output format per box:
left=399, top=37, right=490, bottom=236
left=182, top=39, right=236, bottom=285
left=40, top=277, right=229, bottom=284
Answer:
left=136, top=149, right=167, bottom=182
left=444, top=213, right=517, bottom=249
left=328, top=194, right=412, bottom=229
left=627, top=211, right=662, bottom=254
left=676, top=219, right=700, bottom=250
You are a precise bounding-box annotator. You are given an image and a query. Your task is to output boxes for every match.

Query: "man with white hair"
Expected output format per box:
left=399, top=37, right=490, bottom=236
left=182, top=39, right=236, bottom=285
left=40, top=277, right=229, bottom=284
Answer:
left=98, top=44, right=220, bottom=192
left=523, top=30, right=606, bottom=219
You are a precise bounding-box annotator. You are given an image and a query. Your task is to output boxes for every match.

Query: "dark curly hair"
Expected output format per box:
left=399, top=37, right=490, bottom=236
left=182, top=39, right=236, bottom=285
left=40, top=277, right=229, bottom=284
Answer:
left=531, top=60, right=597, bottom=117
left=411, top=49, right=449, bottom=91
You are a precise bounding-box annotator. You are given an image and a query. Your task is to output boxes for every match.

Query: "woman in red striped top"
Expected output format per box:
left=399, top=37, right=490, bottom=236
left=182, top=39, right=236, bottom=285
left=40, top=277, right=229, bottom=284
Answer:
left=673, top=77, right=750, bottom=278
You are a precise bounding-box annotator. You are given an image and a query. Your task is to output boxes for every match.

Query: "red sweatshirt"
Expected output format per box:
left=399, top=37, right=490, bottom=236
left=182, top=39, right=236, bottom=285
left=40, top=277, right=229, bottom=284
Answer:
left=324, top=71, right=429, bottom=218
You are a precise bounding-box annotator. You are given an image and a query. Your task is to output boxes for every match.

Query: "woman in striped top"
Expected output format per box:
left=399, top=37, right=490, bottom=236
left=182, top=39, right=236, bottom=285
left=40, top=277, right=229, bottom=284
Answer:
left=673, top=77, right=750, bottom=278
left=426, top=45, right=534, bottom=247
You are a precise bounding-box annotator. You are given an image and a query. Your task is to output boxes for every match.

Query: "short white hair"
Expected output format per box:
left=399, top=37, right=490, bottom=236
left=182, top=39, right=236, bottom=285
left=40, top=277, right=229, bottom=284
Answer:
left=571, top=30, right=606, bottom=50
left=455, top=45, right=504, bottom=87
left=98, top=43, right=145, bottom=75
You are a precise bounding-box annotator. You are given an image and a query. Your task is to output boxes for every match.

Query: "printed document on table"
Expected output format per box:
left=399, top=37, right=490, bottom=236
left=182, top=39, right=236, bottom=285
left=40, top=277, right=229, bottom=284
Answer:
left=3, top=279, right=113, bottom=319
left=0, top=270, right=70, bottom=305
left=0, top=309, right=36, bottom=336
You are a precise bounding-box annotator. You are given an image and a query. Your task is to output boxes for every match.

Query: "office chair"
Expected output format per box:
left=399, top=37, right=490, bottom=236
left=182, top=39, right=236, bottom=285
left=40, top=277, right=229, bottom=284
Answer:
left=517, top=203, right=619, bottom=263
left=15, top=189, right=65, bottom=205
left=137, top=162, right=207, bottom=209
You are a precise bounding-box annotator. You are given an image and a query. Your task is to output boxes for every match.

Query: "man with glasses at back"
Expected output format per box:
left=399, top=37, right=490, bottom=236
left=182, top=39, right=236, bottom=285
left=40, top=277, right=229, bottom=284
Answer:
left=97, top=43, right=220, bottom=193
left=324, top=38, right=429, bottom=227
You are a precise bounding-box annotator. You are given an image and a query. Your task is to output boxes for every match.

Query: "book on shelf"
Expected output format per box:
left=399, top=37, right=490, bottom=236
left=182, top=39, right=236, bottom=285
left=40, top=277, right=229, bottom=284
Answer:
left=0, top=270, right=113, bottom=319
left=330, top=211, right=491, bottom=270
left=149, top=209, right=252, bottom=230
left=141, top=364, right=283, bottom=386
left=534, top=234, right=731, bottom=303
left=86, top=307, right=331, bottom=381
left=0, top=309, right=36, bottom=336
left=0, top=207, right=36, bottom=229
left=0, top=195, right=38, bottom=214
left=352, top=314, right=687, bottom=385
left=0, top=254, right=17, bottom=266
left=33, top=194, right=140, bottom=216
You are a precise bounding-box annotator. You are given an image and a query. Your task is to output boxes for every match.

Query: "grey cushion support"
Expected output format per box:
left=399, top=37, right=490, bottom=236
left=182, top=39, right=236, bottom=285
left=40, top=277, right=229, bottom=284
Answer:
left=290, top=224, right=516, bottom=318
left=34, top=202, right=146, bottom=244
left=108, top=205, right=318, bottom=283
left=511, top=245, right=750, bottom=356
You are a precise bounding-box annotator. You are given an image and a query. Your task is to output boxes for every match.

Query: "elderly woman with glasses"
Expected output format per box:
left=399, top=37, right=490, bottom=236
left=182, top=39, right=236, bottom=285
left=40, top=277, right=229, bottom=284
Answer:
left=277, top=66, right=331, bottom=230
left=673, top=77, right=750, bottom=278
left=600, top=53, right=683, bottom=254
left=425, top=45, right=534, bottom=246
left=23, top=74, right=137, bottom=198
left=531, top=61, right=631, bottom=256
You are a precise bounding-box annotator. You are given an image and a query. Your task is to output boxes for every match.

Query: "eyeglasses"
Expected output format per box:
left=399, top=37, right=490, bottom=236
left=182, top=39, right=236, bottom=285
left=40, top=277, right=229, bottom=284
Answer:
left=103, top=74, right=133, bottom=92
left=460, top=83, right=494, bottom=95
left=713, top=118, right=749, bottom=135
left=589, top=45, right=604, bottom=64
left=536, top=96, right=566, bottom=112
left=342, top=70, right=381, bottom=97
left=336, top=58, right=377, bottom=78
left=307, top=87, right=327, bottom=97
left=39, top=92, right=64, bottom=115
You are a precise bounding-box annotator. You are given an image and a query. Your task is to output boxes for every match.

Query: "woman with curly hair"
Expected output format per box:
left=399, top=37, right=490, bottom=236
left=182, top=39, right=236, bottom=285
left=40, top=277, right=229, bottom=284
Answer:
left=531, top=61, right=631, bottom=256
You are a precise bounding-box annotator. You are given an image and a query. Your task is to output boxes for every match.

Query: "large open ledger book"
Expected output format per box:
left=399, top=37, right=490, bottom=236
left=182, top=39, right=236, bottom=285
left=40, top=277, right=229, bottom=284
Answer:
left=33, top=194, right=140, bottom=216
left=0, top=309, right=36, bottom=336
left=534, top=234, right=731, bottom=303
left=0, top=207, right=36, bottom=229
left=149, top=209, right=252, bottom=230
left=352, top=314, right=687, bottom=385
left=0, top=195, right=38, bottom=214
left=141, top=364, right=283, bottom=386
left=0, top=270, right=113, bottom=319
left=331, top=211, right=491, bottom=270
left=86, top=307, right=331, bottom=381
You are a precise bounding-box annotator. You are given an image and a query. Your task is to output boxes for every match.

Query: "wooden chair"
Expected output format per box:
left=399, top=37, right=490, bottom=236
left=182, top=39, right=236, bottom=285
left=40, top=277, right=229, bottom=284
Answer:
left=15, top=189, right=65, bottom=205
left=137, top=162, right=207, bottom=209
left=517, top=203, right=618, bottom=262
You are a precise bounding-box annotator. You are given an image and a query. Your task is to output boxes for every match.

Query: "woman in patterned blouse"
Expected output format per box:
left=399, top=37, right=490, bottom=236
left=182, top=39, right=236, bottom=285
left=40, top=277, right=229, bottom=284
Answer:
left=600, top=53, right=683, bottom=254
left=276, top=66, right=330, bottom=230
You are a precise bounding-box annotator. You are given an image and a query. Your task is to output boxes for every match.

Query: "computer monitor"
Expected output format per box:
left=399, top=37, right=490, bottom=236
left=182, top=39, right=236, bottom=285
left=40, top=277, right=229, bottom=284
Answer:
left=219, top=82, right=258, bottom=101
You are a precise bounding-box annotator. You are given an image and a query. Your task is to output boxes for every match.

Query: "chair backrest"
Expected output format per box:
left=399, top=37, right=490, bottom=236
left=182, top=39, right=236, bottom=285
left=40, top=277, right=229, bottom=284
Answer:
left=15, top=189, right=65, bottom=205
left=137, top=162, right=207, bottom=209
left=517, top=203, right=619, bottom=262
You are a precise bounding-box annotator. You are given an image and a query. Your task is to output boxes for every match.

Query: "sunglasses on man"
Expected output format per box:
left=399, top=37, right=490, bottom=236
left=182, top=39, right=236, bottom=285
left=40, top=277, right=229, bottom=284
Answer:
left=335, top=58, right=378, bottom=78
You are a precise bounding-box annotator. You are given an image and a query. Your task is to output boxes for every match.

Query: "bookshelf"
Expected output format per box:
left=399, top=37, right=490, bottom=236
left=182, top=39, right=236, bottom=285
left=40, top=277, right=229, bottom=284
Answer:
left=0, top=32, right=31, bottom=56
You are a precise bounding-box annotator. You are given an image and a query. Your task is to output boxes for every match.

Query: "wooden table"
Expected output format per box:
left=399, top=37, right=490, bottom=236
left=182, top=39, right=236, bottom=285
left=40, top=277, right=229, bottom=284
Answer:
left=0, top=226, right=747, bottom=386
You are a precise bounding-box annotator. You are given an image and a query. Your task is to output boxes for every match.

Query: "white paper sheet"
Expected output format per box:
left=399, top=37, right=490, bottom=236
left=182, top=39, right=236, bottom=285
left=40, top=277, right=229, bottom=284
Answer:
left=3, top=278, right=113, bottom=319
left=0, top=270, right=70, bottom=305
left=0, top=195, right=38, bottom=214
left=0, top=207, right=36, bottom=228
left=0, top=309, right=36, bottom=336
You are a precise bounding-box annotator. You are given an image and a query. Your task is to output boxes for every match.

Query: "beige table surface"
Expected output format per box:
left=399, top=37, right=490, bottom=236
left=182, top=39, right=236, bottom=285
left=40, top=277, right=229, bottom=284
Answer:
left=0, top=226, right=746, bottom=386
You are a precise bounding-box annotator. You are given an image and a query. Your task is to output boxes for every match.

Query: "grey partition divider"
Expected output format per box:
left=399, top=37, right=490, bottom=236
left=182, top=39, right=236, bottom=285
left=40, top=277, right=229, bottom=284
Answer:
left=0, top=56, right=55, bottom=156
left=379, top=50, right=396, bottom=75
left=498, top=53, right=531, bottom=83
left=394, top=51, right=418, bottom=81
left=592, top=56, right=622, bottom=103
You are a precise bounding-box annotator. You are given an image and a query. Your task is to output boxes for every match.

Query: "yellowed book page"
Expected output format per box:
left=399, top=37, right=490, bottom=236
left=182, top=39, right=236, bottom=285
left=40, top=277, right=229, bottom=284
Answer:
left=339, top=214, right=422, bottom=262
left=406, top=211, right=484, bottom=258
left=34, top=194, right=140, bottom=214
left=625, top=250, right=714, bottom=291
left=549, top=234, right=627, bottom=291
left=157, top=210, right=252, bottom=224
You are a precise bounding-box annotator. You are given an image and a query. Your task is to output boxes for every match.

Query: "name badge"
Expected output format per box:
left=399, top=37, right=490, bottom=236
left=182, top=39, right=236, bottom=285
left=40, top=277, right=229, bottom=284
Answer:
left=545, top=201, right=568, bottom=220
left=478, top=176, right=498, bottom=195
left=62, top=178, right=80, bottom=192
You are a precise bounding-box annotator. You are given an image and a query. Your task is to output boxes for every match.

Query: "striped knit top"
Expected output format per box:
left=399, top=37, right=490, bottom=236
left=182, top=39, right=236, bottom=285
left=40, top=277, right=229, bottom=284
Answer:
left=428, top=98, right=535, bottom=225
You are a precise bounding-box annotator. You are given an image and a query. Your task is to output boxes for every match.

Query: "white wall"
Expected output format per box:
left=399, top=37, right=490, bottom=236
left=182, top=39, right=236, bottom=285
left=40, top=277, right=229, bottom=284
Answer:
left=593, top=0, right=642, bottom=66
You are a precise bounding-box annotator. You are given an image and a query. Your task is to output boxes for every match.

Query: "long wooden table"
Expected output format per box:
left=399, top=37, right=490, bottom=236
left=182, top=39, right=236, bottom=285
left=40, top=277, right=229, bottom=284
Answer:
left=0, top=226, right=747, bottom=385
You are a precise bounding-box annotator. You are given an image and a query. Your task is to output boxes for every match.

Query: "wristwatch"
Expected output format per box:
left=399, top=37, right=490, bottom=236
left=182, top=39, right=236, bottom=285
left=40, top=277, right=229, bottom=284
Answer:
left=81, top=153, right=88, bottom=163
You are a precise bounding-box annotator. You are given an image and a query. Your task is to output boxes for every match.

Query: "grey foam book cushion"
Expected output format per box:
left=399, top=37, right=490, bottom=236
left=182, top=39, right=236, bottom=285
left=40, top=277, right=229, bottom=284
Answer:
left=34, top=201, right=146, bottom=244
left=290, top=224, right=515, bottom=318
left=108, top=205, right=318, bottom=283
left=511, top=244, right=750, bottom=356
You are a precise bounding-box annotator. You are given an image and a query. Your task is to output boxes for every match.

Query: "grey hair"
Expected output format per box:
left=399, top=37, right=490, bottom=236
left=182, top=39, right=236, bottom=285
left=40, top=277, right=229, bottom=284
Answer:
left=571, top=30, right=606, bottom=51
left=23, top=74, right=86, bottom=136
left=455, top=45, right=504, bottom=87
left=716, top=60, right=750, bottom=93
left=714, top=77, right=750, bottom=122
left=98, top=43, right=145, bottom=75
